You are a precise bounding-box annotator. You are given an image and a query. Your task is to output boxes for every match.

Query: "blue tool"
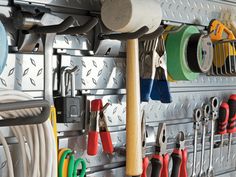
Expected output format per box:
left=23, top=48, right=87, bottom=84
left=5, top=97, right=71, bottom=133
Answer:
left=0, top=21, right=8, bottom=75
left=140, top=36, right=171, bottom=103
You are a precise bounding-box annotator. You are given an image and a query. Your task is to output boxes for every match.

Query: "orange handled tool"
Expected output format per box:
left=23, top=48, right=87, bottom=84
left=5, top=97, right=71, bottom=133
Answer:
left=87, top=99, right=113, bottom=156
left=209, top=19, right=235, bottom=41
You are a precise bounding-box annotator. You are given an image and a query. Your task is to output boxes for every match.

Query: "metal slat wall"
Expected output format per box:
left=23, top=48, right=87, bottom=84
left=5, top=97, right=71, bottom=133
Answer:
left=0, top=0, right=236, bottom=176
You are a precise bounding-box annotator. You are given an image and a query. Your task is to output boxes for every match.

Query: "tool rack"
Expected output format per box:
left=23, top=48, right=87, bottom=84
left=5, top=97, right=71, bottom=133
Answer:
left=0, top=0, right=236, bottom=176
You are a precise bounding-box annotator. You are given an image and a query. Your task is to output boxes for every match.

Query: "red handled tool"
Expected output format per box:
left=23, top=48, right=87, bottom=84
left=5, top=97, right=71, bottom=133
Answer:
left=141, top=112, right=149, bottom=177
left=87, top=99, right=114, bottom=156
left=151, top=123, right=169, bottom=177
left=170, top=131, right=188, bottom=177
left=217, top=102, right=229, bottom=162
left=227, top=94, right=236, bottom=161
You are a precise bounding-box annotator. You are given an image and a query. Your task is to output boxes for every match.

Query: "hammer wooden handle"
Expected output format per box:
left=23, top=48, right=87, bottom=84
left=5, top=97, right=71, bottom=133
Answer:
left=126, top=39, right=142, bottom=176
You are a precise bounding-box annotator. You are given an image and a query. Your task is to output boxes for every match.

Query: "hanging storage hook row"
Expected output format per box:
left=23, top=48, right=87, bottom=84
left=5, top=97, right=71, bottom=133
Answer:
left=28, top=16, right=98, bottom=35
left=98, top=26, right=165, bottom=41
left=0, top=100, right=50, bottom=126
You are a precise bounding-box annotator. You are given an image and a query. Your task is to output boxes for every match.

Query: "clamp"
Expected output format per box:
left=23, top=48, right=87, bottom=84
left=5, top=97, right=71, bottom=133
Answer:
left=140, top=35, right=171, bottom=103
left=87, top=99, right=114, bottom=156
left=171, top=131, right=188, bottom=177
left=150, top=123, right=169, bottom=177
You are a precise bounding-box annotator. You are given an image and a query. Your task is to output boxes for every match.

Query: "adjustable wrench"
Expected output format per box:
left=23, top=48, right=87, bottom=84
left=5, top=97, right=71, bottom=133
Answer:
left=199, top=104, right=210, bottom=177
left=207, top=97, right=219, bottom=177
left=191, top=108, right=202, bottom=177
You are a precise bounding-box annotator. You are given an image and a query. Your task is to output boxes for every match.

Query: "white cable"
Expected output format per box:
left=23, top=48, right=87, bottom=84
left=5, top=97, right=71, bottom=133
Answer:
left=38, top=124, right=46, bottom=177
left=0, top=129, right=14, bottom=177
left=0, top=90, right=56, bottom=177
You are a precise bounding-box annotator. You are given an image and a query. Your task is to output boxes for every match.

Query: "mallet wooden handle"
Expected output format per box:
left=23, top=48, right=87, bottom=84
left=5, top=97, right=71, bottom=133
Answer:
left=126, top=39, right=142, bottom=176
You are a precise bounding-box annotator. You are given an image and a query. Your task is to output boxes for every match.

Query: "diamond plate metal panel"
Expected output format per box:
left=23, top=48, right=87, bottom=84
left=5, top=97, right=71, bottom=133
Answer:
left=0, top=54, right=57, bottom=91
left=61, top=55, right=125, bottom=90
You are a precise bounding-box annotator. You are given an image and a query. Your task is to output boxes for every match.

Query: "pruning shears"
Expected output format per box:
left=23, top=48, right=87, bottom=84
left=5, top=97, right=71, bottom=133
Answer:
left=58, top=148, right=86, bottom=177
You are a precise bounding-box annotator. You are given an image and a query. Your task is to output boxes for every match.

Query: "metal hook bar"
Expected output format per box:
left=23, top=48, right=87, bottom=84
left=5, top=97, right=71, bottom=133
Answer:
left=29, top=16, right=75, bottom=34
left=0, top=100, right=50, bottom=126
left=99, top=26, right=149, bottom=40
left=58, top=17, right=98, bottom=35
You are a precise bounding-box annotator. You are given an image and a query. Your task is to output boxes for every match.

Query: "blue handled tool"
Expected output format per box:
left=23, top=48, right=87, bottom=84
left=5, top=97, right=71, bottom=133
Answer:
left=140, top=36, right=171, bottom=103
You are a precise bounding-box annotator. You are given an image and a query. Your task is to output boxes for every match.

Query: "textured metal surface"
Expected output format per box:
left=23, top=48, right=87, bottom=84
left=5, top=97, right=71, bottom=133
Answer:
left=1, top=0, right=236, bottom=177
left=0, top=54, right=57, bottom=90
left=13, top=0, right=236, bottom=27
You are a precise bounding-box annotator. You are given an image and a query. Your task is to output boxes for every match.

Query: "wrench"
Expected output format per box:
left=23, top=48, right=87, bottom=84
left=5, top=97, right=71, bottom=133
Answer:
left=199, top=104, right=210, bottom=177
left=191, top=108, right=202, bottom=177
left=207, top=97, right=219, bottom=177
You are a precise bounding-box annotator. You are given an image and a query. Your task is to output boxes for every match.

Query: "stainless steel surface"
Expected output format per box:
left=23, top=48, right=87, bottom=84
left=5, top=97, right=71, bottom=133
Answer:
left=0, top=0, right=236, bottom=176
left=199, top=104, right=210, bottom=177
left=207, top=97, right=219, bottom=177
left=192, top=109, right=202, bottom=177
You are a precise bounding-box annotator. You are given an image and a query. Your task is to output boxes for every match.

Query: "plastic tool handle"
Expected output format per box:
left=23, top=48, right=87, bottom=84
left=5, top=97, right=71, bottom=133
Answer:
left=151, top=67, right=171, bottom=103
left=100, top=131, right=114, bottom=154
left=209, top=20, right=235, bottom=41
left=151, top=154, right=163, bottom=177
left=171, top=149, right=182, bottom=177
left=180, top=148, right=188, bottom=177
left=140, top=79, right=154, bottom=102
left=228, top=95, right=236, bottom=133
left=218, top=102, right=229, bottom=134
left=87, top=131, right=99, bottom=156
left=161, top=153, right=170, bottom=177
left=141, top=157, right=149, bottom=177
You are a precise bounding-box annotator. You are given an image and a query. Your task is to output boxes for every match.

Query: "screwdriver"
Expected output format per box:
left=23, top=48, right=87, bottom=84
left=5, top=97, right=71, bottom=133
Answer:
left=227, top=94, right=236, bottom=161
left=217, top=102, right=229, bottom=162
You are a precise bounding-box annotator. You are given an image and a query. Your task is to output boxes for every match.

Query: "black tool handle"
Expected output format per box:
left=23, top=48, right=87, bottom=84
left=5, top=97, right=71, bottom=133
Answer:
left=151, top=155, right=163, bottom=177
left=218, top=102, right=229, bottom=134
left=170, top=149, right=182, bottom=177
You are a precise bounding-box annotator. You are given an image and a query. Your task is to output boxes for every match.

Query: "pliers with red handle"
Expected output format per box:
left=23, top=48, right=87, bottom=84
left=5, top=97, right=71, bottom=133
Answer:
left=170, top=131, right=188, bottom=177
left=87, top=99, right=114, bottom=156
left=140, top=112, right=149, bottom=177
left=151, top=123, right=169, bottom=177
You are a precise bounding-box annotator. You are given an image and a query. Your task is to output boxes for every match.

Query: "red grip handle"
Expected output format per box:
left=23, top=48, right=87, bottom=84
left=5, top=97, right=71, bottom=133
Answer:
left=228, top=95, right=236, bottom=133
left=161, top=153, right=169, bottom=177
left=87, top=131, right=99, bottom=156
left=180, top=148, right=188, bottom=177
left=100, top=131, right=114, bottom=154
left=141, top=157, right=149, bottom=177
left=218, top=102, right=229, bottom=134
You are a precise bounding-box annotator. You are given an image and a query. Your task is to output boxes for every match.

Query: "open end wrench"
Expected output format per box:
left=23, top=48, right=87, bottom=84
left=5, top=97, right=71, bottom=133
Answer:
left=199, top=104, right=210, bottom=177
left=191, top=108, right=202, bottom=177
left=207, top=97, right=219, bottom=177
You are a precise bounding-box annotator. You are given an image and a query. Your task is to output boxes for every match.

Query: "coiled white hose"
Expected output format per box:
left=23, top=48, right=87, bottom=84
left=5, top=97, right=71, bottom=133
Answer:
left=0, top=90, right=57, bottom=177
left=0, top=129, right=14, bottom=177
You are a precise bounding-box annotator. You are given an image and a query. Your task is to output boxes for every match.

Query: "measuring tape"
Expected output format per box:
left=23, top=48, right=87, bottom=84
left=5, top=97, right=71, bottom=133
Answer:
left=0, top=21, right=8, bottom=74
left=166, top=25, right=199, bottom=81
left=187, top=34, right=213, bottom=73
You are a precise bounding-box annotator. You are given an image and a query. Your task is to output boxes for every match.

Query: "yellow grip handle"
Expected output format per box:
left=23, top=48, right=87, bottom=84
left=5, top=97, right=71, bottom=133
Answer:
left=126, top=39, right=142, bottom=176
left=209, top=20, right=235, bottom=41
